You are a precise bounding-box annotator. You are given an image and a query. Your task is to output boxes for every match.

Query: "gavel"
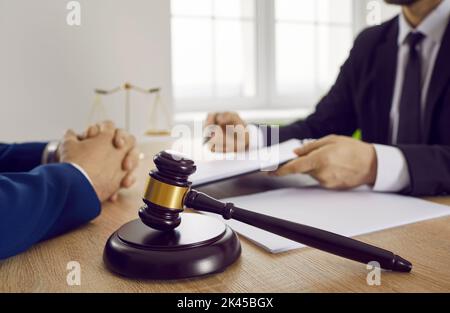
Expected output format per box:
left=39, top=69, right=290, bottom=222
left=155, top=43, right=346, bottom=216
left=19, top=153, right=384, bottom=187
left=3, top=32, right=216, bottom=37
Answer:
left=137, top=151, right=412, bottom=273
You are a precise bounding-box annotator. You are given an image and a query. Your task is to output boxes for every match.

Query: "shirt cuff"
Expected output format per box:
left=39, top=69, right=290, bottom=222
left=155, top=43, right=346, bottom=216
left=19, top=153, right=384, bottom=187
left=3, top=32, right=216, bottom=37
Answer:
left=69, top=163, right=94, bottom=186
left=372, top=144, right=411, bottom=192
left=247, top=124, right=264, bottom=151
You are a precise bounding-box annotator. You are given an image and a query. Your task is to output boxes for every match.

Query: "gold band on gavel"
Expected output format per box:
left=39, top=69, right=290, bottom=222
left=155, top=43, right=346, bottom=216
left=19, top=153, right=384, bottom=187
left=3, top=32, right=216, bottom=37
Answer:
left=143, top=176, right=189, bottom=211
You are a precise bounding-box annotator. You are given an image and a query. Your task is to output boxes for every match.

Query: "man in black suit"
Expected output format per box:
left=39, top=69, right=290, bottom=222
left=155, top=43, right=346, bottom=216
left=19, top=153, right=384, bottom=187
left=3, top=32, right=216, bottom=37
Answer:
left=205, top=0, right=450, bottom=196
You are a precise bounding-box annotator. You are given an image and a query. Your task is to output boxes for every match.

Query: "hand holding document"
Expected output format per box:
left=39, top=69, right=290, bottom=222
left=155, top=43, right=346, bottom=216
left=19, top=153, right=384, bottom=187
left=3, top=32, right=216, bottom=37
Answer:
left=191, top=139, right=305, bottom=187
left=188, top=139, right=450, bottom=254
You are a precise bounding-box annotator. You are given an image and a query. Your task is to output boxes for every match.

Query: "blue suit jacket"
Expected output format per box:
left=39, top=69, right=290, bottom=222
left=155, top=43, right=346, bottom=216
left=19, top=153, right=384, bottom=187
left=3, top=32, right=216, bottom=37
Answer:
left=0, top=143, right=101, bottom=259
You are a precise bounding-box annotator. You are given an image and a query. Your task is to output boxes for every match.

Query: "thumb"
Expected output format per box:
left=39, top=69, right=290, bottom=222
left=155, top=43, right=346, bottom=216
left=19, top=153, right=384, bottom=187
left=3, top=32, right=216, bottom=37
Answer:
left=205, top=113, right=217, bottom=127
left=294, top=136, right=337, bottom=156
left=271, top=155, right=318, bottom=177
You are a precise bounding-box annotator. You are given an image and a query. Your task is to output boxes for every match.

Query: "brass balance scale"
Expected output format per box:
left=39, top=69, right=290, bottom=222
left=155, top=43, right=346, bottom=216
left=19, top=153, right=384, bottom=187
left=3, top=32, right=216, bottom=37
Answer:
left=89, top=82, right=171, bottom=136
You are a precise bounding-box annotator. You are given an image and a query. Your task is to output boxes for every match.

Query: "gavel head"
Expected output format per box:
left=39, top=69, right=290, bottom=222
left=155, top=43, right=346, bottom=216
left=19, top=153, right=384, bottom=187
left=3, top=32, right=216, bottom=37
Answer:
left=138, top=151, right=197, bottom=231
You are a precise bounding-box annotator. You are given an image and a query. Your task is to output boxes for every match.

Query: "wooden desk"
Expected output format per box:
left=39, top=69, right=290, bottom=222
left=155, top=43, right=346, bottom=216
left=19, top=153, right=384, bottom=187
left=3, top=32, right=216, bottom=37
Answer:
left=1, top=144, right=449, bottom=292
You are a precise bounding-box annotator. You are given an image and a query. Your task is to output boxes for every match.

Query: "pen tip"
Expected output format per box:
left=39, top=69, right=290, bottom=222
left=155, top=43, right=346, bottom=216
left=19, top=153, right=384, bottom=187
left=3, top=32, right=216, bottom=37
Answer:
left=393, top=255, right=412, bottom=273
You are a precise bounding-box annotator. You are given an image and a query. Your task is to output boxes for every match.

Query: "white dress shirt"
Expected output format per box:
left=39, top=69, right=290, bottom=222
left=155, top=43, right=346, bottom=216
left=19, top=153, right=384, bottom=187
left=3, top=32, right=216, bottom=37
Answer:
left=373, top=0, right=450, bottom=192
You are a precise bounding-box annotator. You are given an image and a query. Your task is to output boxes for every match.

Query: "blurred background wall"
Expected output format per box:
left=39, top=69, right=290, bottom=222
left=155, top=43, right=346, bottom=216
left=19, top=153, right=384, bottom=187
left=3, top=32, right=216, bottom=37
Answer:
left=0, top=0, right=172, bottom=141
left=0, top=0, right=400, bottom=142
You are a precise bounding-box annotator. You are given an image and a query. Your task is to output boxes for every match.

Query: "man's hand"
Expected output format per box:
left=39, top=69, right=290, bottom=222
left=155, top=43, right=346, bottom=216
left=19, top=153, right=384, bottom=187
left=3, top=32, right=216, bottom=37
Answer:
left=82, top=122, right=139, bottom=193
left=58, top=121, right=136, bottom=202
left=272, top=135, right=378, bottom=190
left=204, top=112, right=249, bottom=153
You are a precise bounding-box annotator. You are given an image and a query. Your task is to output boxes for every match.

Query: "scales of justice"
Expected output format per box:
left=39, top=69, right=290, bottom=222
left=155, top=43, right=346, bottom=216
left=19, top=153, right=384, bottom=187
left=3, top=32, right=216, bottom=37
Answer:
left=89, top=82, right=171, bottom=136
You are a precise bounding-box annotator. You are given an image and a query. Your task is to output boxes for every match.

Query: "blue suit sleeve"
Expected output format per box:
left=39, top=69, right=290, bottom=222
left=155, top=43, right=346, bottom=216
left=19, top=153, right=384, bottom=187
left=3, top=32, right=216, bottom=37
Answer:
left=0, top=163, right=101, bottom=259
left=0, top=142, right=48, bottom=172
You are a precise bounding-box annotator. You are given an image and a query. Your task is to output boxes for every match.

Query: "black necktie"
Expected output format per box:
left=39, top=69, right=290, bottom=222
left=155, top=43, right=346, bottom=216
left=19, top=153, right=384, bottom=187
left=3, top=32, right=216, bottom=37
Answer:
left=397, top=32, right=425, bottom=144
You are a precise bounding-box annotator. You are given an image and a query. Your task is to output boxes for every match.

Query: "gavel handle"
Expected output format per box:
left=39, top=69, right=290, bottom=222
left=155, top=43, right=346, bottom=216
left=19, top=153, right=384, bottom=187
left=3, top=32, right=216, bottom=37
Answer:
left=185, top=190, right=412, bottom=272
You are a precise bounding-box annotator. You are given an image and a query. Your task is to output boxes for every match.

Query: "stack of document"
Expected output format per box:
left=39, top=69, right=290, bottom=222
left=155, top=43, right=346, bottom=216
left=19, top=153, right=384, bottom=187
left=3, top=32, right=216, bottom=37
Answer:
left=205, top=187, right=450, bottom=253
left=187, top=139, right=450, bottom=253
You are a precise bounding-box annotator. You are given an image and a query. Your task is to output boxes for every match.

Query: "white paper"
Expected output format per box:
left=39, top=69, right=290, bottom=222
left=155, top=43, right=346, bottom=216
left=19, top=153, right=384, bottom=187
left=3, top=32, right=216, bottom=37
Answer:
left=206, top=188, right=450, bottom=253
left=190, top=139, right=303, bottom=187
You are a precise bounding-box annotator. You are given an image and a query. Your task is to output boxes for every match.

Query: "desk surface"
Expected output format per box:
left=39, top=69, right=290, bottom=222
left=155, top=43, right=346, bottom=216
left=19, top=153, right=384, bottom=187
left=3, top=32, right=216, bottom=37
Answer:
left=1, top=143, right=450, bottom=292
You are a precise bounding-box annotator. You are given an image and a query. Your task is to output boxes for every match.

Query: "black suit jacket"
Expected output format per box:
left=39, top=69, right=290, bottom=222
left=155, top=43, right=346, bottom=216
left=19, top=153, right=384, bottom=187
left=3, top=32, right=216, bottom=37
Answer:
left=267, top=17, right=450, bottom=196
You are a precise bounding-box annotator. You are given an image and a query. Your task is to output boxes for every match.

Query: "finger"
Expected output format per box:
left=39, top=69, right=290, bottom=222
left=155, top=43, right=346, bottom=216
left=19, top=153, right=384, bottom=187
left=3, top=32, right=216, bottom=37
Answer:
left=207, top=131, right=226, bottom=153
left=211, top=128, right=237, bottom=153
left=120, top=133, right=136, bottom=151
left=271, top=155, right=318, bottom=176
left=79, top=124, right=99, bottom=140
left=294, top=135, right=338, bottom=156
left=205, top=113, right=217, bottom=127
left=311, top=171, right=341, bottom=190
left=113, top=129, right=127, bottom=148
left=216, top=112, right=236, bottom=126
left=123, top=147, right=139, bottom=171
left=99, top=120, right=115, bottom=134
left=86, top=124, right=101, bottom=138
left=115, top=130, right=136, bottom=150
left=121, top=172, right=137, bottom=188
left=109, top=193, right=119, bottom=202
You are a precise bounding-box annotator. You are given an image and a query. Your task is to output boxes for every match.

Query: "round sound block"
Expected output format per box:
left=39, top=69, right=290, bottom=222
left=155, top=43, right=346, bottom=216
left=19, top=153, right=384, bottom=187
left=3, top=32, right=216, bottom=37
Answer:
left=103, top=213, right=241, bottom=280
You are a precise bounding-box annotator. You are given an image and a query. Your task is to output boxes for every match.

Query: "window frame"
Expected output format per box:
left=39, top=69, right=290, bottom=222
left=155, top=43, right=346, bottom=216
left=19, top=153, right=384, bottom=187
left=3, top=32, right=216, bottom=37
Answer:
left=172, top=0, right=369, bottom=112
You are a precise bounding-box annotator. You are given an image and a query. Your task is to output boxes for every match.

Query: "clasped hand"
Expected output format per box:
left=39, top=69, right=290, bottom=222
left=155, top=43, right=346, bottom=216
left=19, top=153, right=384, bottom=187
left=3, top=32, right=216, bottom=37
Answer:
left=57, top=121, right=140, bottom=202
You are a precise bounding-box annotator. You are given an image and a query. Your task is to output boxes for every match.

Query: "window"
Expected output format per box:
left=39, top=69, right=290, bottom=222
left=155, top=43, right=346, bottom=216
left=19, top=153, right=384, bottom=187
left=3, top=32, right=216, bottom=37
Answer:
left=171, top=0, right=257, bottom=108
left=274, top=0, right=353, bottom=105
left=171, top=0, right=356, bottom=111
